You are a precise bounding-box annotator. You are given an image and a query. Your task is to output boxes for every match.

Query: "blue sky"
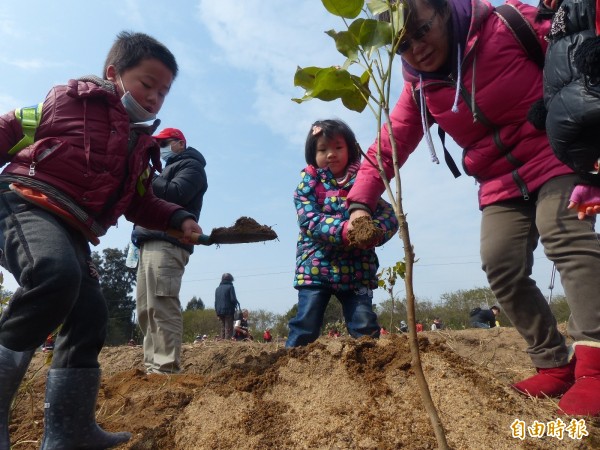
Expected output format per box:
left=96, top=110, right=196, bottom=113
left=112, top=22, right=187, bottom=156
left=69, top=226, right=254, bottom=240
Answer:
left=0, top=0, right=560, bottom=315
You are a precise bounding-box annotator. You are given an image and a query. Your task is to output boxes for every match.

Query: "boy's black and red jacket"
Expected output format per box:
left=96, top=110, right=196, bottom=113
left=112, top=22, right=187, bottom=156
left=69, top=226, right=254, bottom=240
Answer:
left=0, top=76, right=192, bottom=240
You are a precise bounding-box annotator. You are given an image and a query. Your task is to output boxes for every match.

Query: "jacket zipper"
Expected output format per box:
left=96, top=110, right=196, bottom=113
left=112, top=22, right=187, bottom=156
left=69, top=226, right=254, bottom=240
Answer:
left=512, top=170, right=530, bottom=201
left=29, top=144, right=60, bottom=176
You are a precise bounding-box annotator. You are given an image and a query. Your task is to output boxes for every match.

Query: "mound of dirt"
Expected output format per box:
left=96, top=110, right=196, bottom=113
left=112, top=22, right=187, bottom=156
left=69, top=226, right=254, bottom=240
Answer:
left=9, top=327, right=599, bottom=449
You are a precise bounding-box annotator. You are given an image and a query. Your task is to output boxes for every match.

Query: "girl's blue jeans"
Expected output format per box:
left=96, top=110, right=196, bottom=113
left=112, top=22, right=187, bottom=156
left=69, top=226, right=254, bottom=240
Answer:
left=286, top=286, right=380, bottom=348
left=0, top=191, right=107, bottom=368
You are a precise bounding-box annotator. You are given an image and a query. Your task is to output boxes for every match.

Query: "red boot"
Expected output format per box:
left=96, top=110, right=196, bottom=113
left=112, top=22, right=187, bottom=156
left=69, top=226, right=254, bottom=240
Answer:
left=511, top=358, right=575, bottom=398
left=558, top=342, right=600, bottom=417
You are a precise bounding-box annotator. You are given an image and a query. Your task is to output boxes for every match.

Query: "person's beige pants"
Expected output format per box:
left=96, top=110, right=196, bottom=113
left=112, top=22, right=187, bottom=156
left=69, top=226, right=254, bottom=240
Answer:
left=136, top=240, right=189, bottom=374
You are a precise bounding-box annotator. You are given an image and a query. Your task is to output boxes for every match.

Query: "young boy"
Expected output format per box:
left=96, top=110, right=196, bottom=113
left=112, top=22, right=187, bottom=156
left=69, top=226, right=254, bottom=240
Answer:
left=0, top=31, right=201, bottom=449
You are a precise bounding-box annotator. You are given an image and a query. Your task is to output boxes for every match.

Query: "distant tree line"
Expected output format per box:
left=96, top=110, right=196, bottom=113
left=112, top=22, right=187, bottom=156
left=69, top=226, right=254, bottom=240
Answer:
left=375, top=287, right=570, bottom=332
left=3, top=249, right=568, bottom=346
left=91, top=248, right=137, bottom=345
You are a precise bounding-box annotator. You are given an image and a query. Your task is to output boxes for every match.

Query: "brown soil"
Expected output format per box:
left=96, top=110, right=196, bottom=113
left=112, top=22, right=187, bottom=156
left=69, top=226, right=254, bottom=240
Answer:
left=209, top=216, right=278, bottom=245
left=347, top=216, right=384, bottom=247
left=9, top=327, right=599, bottom=449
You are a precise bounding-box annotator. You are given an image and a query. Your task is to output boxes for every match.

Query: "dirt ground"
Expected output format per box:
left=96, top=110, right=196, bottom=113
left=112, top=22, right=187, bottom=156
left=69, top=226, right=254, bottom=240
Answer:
left=9, top=327, right=600, bottom=449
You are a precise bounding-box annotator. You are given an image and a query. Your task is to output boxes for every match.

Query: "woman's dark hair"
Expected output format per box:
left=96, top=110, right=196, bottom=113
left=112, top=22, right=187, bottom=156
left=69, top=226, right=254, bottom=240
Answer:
left=304, top=119, right=360, bottom=167
left=103, top=31, right=178, bottom=80
left=221, top=273, right=234, bottom=282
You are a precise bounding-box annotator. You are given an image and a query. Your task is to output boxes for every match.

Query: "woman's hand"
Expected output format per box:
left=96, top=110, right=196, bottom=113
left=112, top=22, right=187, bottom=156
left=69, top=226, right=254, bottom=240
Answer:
left=542, top=0, right=559, bottom=10
left=568, top=185, right=600, bottom=220
left=347, top=209, right=379, bottom=249
left=348, top=209, right=371, bottom=231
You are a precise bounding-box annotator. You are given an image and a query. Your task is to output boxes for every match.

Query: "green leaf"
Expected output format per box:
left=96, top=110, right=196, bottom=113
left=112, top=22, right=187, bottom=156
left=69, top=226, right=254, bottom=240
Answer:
left=367, top=0, right=392, bottom=16
left=341, top=58, right=354, bottom=71
left=360, top=69, right=370, bottom=85
left=348, top=18, right=365, bottom=41
left=312, top=67, right=355, bottom=101
left=343, top=72, right=370, bottom=111
left=325, top=29, right=359, bottom=60
left=321, top=0, right=364, bottom=19
left=293, top=66, right=320, bottom=90
left=390, top=6, right=405, bottom=38
left=299, top=67, right=368, bottom=112
left=291, top=93, right=315, bottom=104
left=341, top=89, right=368, bottom=112
left=356, top=18, right=394, bottom=52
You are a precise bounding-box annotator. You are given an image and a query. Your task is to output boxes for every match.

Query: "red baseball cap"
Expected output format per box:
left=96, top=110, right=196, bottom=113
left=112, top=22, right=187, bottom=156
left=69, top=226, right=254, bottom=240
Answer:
left=152, top=128, right=186, bottom=145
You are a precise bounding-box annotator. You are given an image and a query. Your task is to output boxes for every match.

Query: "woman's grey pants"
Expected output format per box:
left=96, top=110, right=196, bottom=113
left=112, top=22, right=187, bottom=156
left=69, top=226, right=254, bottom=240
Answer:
left=480, top=175, right=600, bottom=368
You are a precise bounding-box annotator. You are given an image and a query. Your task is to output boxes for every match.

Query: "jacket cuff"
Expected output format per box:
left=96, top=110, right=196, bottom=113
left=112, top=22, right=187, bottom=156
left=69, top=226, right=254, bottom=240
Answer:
left=168, top=209, right=195, bottom=230
left=348, top=202, right=371, bottom=214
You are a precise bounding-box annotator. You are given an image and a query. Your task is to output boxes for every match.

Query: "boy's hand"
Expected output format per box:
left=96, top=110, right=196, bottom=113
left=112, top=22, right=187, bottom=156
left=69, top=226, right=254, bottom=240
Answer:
left=568, top=185, right=600, bottom=220
left=180, top=218, right=203, bottom=244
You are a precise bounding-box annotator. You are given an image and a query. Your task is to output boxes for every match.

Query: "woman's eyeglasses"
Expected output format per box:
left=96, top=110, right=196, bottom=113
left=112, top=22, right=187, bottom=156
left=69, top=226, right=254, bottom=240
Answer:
left=396, top=10, right=438, bottom=55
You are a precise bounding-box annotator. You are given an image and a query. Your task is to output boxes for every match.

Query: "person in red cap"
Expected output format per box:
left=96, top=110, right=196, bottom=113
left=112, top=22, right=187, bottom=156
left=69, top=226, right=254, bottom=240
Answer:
left=154, top=127, right=185, bottom=144
left=263, top=328, right=272, bottom=343
left=133, top=127, right=208, bottom=374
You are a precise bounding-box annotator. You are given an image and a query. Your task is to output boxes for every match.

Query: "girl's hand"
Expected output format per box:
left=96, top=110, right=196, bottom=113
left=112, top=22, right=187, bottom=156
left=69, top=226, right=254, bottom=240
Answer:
left=568, top=185, right=600, bottom=220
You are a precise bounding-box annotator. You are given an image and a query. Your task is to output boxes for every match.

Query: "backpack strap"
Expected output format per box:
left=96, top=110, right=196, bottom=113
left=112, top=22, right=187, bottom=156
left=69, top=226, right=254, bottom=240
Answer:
left=8, top=103, right=43, bottom=155
left=494, top=3, right=545, bottom=69
left=411, top=85, right=462, bottom=178
left=596, top=0, right=600, bottom=35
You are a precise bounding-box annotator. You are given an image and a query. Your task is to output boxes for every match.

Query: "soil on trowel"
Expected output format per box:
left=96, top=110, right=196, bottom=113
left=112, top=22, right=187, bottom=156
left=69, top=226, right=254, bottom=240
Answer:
left=347, top=215, right=384, bottom=247
left=209, top=216, right=278, bottom=244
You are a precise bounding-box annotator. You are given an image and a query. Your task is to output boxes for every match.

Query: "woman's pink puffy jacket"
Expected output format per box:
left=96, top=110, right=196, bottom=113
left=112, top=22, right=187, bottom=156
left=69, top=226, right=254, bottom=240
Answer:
left=348, top=0, right=572, bottom=212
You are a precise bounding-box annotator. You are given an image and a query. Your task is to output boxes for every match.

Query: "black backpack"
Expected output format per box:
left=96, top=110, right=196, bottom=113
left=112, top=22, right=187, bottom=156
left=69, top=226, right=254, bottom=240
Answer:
left=469, top=307, right=482, bottom=317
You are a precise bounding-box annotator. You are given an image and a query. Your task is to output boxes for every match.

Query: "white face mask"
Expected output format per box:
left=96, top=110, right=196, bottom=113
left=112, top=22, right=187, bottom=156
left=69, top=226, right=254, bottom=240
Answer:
left=118, top=77, right=156, bottom=123
left=159, top=144, right=178, bottom=161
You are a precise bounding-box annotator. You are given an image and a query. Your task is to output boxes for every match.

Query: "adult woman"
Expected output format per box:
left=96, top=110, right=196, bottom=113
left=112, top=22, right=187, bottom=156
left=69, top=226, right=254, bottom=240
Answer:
left=347, top=0, right=600, bottom=416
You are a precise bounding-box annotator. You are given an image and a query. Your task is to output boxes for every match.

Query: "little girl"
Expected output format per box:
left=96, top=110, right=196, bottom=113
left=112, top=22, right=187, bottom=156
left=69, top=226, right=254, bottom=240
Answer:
left=286, top=119, right=398, bottom=348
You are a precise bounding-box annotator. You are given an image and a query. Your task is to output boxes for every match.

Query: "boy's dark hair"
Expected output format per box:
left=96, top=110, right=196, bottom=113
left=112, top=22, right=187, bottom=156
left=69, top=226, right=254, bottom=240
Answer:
left=305, top=119, right=360, bottom=167
left=103, top=31, right=178, bottom=80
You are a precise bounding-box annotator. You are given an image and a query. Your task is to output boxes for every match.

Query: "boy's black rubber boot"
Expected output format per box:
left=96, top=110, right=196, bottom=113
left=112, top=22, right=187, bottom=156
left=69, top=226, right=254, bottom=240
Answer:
left=40, top=368, right=131, bottom=450
left=0, top=344, right=34, bottom=450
